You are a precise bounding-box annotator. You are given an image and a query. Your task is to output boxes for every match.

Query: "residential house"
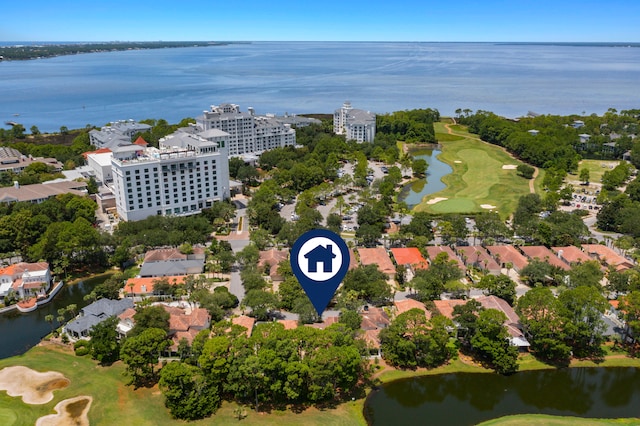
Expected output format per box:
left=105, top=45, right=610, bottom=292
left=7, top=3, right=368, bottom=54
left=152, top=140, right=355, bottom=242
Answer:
left=64, top=298, right=134, bottom=340
left=306, top=314, right=340, bottom=330
left=520, top=246, right=570, bottom=271
left=277, top=319, right=298, bottom=330
left=433, top=299, right=467, bottom=320
left=394, top=299, right=431, bottom=320
left=357, top=247, right=396, bottom=281
left=582, top=244, right=635, bottom=271
left=390, top=247, right=428, bottom=282
left=551, top=246, right=593, bottom=267
left=485, top=245, right=529, bottom=272
left=139, top=247, right=205, bottom=278
left=359, top=306, right=390, bottom=356
left=258, top=248, right=289, bottom=282
left=476, top=295, right=530, bottom=348
left=163, top=304, right=211, bottom=354
left=232, top=315, right=256, bottom=337
left=456, top=246, right=501, bottom=275
left=0, top=147, right=63, bottom=174
left=122, top=275, right=186, bottom=297
left=0, top=262, right=51, bottom=299
left=425, top=246, right=466, bottom=273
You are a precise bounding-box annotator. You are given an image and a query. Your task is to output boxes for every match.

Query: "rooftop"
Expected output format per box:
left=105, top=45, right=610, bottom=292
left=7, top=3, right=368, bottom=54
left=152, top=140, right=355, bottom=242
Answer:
left=357, top=247, right=396, bottom=276
left=520, top=246, right=570, bottom=271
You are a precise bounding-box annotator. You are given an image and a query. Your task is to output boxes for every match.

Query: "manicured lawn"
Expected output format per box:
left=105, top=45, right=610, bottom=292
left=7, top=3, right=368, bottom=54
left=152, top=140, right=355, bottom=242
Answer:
left=413, top=122, right=537, bottom=217
left=0, top=344, right=365, bottom=426
left=478, top=414, right=640, bottom=426
left=570, top=159, right=621, bottom=185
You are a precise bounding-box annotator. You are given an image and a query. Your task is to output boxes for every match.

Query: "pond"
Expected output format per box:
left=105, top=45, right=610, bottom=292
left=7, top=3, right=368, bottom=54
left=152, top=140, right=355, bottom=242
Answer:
left=398, top=148, right=452, bottom=209
left=0, top=279, right=104, bottom=359
left=364, top=367, right=640, bottom=426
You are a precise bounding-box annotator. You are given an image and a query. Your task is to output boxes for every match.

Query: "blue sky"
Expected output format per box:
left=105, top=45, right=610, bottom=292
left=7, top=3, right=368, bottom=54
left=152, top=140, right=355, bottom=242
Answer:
left=2, top=0, right=639, bottom=42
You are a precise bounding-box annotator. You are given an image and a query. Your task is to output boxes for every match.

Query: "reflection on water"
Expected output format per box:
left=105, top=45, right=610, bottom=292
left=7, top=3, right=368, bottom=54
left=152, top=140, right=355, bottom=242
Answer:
left=364, top=368, right=640, bottom=426
left=398, top=148, right=452, bottom=208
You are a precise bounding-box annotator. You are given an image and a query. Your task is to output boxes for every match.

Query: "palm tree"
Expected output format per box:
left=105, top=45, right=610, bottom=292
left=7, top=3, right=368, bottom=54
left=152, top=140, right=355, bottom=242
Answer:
left=45, top=314, right=55, bottom=335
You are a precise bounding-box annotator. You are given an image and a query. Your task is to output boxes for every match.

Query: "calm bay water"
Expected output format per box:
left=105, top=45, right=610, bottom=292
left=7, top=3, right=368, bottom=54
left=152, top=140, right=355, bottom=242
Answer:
left=364, top=368, right=640, bottom=426
left=2, top=42, right=640, bottom=132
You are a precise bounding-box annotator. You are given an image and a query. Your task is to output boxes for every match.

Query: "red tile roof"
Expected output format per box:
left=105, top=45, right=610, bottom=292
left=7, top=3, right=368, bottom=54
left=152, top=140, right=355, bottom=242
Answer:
left=232, top=315, right=256, bottom=337
left=143, top=247, right=205, bottom=262
left=362, top=329, right=382, bottom=349
left=551, top=246, right=592, bottom=265
left=433, top=299, right=466, bottom=319
left=82, top=148, right=112, bottom=159
left=520, top=246, right=570, bottom=271
left=123, top=276, right=186, bottom=295
left=425, top=246, right=466, bottom=271
left=390, top=247, right=428, bottom=268
left=456, top=246, right=501, bottom=271
left=360, top=307, right=390, bottom=331
left=394, top=299, right=431, bottom=319
left=258, top=248, right=289, bottom=281
left=485, top=245, right=529, bottom=270
left=582, top=244, right=634, bottom=271
left=277, top=319, right=298, bottom=330
left=476, top=295, right=523, bottom=339
left=133, top=136, right=149, bottom=146
left=357, top=247, right=396, bottom=276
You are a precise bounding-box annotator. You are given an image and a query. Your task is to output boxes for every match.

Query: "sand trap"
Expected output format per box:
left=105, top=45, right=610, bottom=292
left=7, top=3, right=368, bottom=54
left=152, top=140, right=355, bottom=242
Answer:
left=481, top=204, right=497, bottom=209
left=502, top=164, right=518, bottom=170
left=454, top=160, right=462, bottom=163
left=0, top=366, right=69, bottom=404
left=427, top=197, right=448, bottom=205
left=36, top=396, right=92, bottom=426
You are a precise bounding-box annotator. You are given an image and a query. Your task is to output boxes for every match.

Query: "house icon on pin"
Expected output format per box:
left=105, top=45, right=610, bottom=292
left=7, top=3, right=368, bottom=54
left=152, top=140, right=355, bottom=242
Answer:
left=304, top=244, right=336, bottom=273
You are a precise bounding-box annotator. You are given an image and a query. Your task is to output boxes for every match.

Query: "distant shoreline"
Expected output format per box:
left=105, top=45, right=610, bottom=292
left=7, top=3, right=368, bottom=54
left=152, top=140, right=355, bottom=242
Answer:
left=0, top=41, right=239, bottom=61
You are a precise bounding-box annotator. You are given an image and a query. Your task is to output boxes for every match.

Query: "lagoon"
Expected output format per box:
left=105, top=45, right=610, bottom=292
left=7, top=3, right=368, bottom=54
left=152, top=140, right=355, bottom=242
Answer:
left=398, top=148, right=452, bottom=208
left=364, top=367, right=640, bottom=426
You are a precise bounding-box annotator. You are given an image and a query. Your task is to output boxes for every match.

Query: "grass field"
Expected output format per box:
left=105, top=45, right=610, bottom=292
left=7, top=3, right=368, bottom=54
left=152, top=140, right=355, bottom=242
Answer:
left=0, top=344, right=365, bottom=426
left=478, top=414, right=640, bottom=426
left=568, top=159, right=622, bottom=185
left=412, top=122, right=539, bottom=217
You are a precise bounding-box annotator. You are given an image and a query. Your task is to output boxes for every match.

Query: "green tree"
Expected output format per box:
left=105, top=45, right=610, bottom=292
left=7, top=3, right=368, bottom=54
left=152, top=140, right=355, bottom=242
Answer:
left=471, top=309, right=519, bottom=374
left=341, top=264, right=392, bottom=306
left=477, top=274, right=517, bottom=305
left=579, top=167, right=590, bottom=184
left=338, top=309, right=362, bottom=331
left=516, top=164, right=535, bottom=179
left=120, top=327, right=170, bottom=387
left=89, top=316, right=121, bottom=364
left=129, top=305, right=170, bottom=337
left=243, top=289, right=278, bottom=321
left=159, top=361, right=220, bottom=420
left=558, top=286, right=608, bottom=358
left=566, top=260, right=604, bottom=288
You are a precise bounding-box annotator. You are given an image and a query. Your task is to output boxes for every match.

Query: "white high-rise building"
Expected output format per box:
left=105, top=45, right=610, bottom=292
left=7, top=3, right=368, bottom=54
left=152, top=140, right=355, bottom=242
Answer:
left=111, top=131, right=230, bottom=222
left=333, top=101, right=376, bottom=143
left=196, top=103, right=296, bottom=156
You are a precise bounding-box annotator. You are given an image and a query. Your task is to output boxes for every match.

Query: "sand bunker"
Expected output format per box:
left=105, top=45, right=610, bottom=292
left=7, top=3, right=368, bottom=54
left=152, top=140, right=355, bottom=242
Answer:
left=454, top=160, right=462, bottom=163
left=427, top=197, right=448, bottom=205
left=36, top=396, right=92, bottom=426
left=480, top=204, right=497, bottom=209
left=502, top=164, right=518, bottom=170
left=0, top=366, right=69, bottom=404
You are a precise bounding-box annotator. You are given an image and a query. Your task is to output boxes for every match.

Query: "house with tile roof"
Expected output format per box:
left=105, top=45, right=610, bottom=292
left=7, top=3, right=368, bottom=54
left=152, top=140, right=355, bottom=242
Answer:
left=0, top=181, right=87, bottom=205
left=520, top=246, right=570, bottom=271
left=425, top=246, right=466, bottom=273
left=456, top=246, right=501, bottom=275
left=552, top=246, right=593, bottom=267
left=485, top=245, right=529, bottom=272
left=357, top=247, right=396, bottom=280
left=359, top=306, right=390, bottom=356
left=122, top=276, right=186, bottom=297
left=394, top=298, right=431, bottom=319
left=582, top=244, right=635, bottom=271
left=258, top=248, right=289, bottom=282
left=390, top=247, right=428, bottom=282
left=433, top=299, right=467, bottom=320
left=232, top=315, right=256, bottom=337
left=476, top=295, right=530, bottom=348
left=0, top=262, right=51, bottom=299
left=306, top=314, right=340, bottom=330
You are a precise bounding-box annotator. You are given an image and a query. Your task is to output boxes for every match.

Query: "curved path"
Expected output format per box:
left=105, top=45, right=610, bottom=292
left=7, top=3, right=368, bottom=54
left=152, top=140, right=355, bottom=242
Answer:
left=443, top=121, right=539, bottom=194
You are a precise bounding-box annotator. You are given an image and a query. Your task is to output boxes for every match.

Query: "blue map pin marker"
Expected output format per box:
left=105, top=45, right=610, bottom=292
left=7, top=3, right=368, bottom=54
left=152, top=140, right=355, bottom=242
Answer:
left=290, top=229, right=350, bottom=316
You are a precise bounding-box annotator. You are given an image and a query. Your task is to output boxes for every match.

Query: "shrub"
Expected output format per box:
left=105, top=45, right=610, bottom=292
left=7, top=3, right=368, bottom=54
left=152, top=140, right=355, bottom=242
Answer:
left=75, top=347, right=90, bottom=356
left=74, top=339, right=89, bottom=349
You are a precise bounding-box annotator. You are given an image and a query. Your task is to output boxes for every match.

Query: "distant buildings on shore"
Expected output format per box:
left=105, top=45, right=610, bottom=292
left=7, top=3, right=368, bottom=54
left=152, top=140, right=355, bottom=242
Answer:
left=333, top=101, right=376, bottom=143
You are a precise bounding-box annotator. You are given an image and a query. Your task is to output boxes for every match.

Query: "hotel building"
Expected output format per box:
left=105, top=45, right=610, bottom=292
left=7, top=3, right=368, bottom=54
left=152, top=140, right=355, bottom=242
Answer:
left=333, top=101, right=376, bottom=143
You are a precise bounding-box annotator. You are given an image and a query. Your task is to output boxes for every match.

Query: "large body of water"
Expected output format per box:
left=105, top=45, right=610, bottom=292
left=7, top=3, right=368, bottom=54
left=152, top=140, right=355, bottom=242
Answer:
left=364, top=368, right=640, bottom=425
left=2, top=42, right=640, bottom=132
